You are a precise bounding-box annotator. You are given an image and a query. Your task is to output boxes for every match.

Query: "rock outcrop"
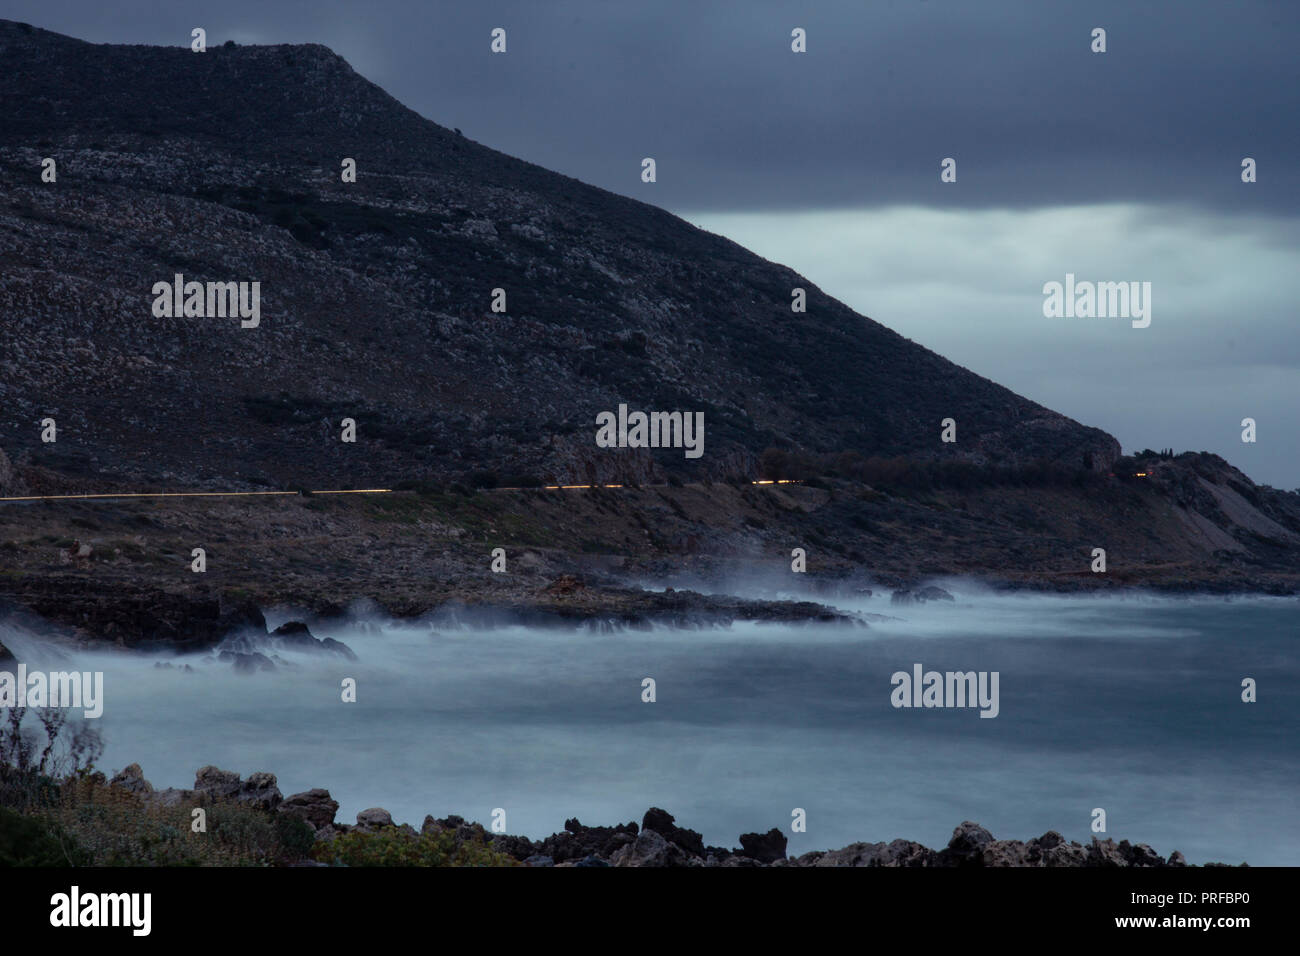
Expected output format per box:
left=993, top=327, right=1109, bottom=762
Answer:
left=90, top=764, right=1247, bottom=867
left=277, top=788, right=340, bottom=834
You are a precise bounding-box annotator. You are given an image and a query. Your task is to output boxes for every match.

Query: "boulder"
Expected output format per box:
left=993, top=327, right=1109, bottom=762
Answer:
left=109, top=763, right=154, bottom=796
left=355, top=807, right=394, bottom=831
left=219, top=650, right=275, bottom=674
left=1028, top=831, right=1089, bottom=866
left=942, top=820, right=994, bottom=865
left=891, top=586, right=954, bottom=605
left=1119, top=840, right=1165, bottom=867
left=489, top=833, right=537, bottom=859
left=737, top=827, right=787, bottom=863
left=610, top=828, right=695, bottom=867
left=1087, top=837, right=1128, bottom=867
left=239, top=772, right=283, bottom=810
left=278, top=788, right=339, bottom=830
left=269, top=621, right=357, bottom=659
left=640, top=807, right=704, bottom=856
left=193, top=766, right=242, bottom=800
left=812, top=839, right=935, bottom=868
left=979, top=839, right=1034, bottom=866
left=320, top=637, right=358, bottom=659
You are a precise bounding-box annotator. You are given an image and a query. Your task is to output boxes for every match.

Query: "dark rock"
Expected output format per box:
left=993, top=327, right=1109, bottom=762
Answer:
left=109, top=762, right=154, bottom=796
left=278, top=788, right=339, bottom=830
left=320, top=637, right=358, bottom=659
left=264, top=622, right=358, bottom=659
left=738, top=828, right=787, bottom=863
left=220, top=649, right=275, bottom=674
left=271, top=621, right=312, bottom=638
left=217, top=599, right=267, bottom=637
left=239, top=771, right=282, bottom=810
left=642, top=807, right=675, bottom=833
left=523, top=816, right=639, bottom=864
left=610, top=828, right=696, bottom=867
left=355, top=807, right=394, bottom=831
left=194, top=765, right=242, bottom=800
left=1119, top=840, right=1165, bottom=867
left=892, top=586, right=954, bottom=605
left=490, top=834, right=536, bottom=858
left=941, top=821, right=995, bottom=865
left=1035, top=829, right=1065, bottom=849
left=1087, top=837, right=1128, bottom=867
left=640, top=807, right=703, bottom=856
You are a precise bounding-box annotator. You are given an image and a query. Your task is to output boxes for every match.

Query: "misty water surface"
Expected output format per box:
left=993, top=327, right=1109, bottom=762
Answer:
left=3, top=589, right=1295, bottom=865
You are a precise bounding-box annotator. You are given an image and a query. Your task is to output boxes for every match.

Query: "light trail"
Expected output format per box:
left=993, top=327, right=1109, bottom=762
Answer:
left=0, top=489, right=390, bottom=503
left=310, top=489, right=393, bottom=495
left=2, top=480, right=801, bottom=502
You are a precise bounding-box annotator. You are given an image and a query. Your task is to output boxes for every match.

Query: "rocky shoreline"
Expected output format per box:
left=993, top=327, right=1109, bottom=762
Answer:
left=101, top=764, right=1243, bottom=868
left=3, top=464, right=1299, bottom=658
left=3, top=568, right=1294, bottom=665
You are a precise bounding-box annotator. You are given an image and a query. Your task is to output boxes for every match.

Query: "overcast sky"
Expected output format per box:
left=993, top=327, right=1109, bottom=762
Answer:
left=13, top=0, right=1299, bottom=486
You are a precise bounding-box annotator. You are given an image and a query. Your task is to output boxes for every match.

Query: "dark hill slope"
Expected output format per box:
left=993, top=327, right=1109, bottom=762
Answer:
left=0, top=20, right=1119, bottom=489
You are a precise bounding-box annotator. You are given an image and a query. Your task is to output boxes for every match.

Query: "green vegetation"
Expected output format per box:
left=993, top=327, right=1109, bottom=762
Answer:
left=0, top=708, right=517, bottom=867
left=313, top=826, right=518, bottom=867
left=0, top=708, right=303, bottom=866
left=0, top=805, right=85, bottom=865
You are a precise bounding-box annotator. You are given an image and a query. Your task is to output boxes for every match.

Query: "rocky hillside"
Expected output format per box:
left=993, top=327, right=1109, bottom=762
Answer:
left=0, top=19, right=1119, bottom=490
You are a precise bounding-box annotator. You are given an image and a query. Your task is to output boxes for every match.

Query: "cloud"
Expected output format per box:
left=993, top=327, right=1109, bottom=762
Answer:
left=13, top=0, right=1298, bottom=212
left=686, top=203, right=1300, bottom=487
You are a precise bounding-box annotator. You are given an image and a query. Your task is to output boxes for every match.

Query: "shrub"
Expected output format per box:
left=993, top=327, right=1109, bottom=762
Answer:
left=275, top=814, right=317, bottom=859
left=313, top=827, right=518, bottom=867
left=0, top=805, right=85, bottom=866
left=47, top=777, right=313, bottom=866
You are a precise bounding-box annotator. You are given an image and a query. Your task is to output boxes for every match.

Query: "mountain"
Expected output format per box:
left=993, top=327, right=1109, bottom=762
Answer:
left=0, top=19, right=1120, bottom=490
left=1, top=20, right=1297, bottom=628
